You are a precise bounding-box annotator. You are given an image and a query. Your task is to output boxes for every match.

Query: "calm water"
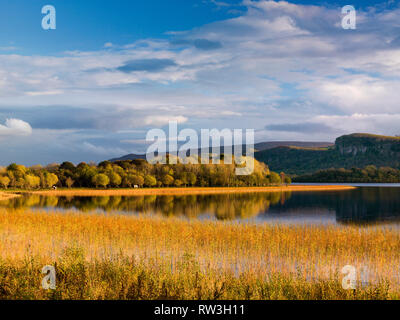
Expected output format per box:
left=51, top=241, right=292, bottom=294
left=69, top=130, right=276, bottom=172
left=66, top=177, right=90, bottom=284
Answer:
left=3, top=185, right=400, bottom=225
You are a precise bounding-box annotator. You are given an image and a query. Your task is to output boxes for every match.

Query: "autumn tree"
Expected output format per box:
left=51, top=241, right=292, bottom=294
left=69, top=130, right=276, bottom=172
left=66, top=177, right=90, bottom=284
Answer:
left=65, top=177, right=74, bottom=188
left=284, top=176, right=292, bottom=186
left=45, top=173, right=59, bottom=188
left=269, top=172, right=281, bottom=185
left=127, top=174, right=144, bottom=187
left=25, top=175, right=41, bottom=189
left=162, top=174, right=174, bottom=187
left=0, top=176, right=10, bottom=189
left=92, top=174, right=110, bottom=188
left=144, top=175, right=157, bottom=187
left=108, top=171, right=122, bottom=187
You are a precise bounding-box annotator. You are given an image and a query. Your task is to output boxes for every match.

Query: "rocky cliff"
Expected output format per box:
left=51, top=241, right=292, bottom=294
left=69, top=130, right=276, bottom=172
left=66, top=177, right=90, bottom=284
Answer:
left=255, top=133, right=400, bottom=175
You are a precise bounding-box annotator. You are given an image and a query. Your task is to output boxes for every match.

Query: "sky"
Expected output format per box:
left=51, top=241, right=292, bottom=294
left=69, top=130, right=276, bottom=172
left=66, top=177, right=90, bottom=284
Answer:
left=1, top=0, right=400, bottom=165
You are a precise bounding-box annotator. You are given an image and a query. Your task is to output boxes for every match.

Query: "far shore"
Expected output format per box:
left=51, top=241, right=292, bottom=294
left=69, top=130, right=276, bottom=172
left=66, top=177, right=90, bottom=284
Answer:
left=7, top=185, right=358, bottom=197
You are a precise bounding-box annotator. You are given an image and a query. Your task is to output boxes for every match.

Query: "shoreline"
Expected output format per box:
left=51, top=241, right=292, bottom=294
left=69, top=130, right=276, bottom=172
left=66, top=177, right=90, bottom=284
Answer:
left=20, top=185, right=356, bottom=197
left=0, top=192, right=20, bottom=201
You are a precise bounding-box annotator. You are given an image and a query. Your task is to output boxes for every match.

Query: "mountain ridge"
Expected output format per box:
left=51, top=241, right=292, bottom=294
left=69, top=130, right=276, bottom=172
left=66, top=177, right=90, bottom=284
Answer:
left=109, top=141, right=334, bottom=162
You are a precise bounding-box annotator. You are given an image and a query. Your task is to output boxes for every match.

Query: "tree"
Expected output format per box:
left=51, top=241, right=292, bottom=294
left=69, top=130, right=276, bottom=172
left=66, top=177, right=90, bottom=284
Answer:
left=280, top=172, right=286, bottom=185
left=6, top=171, right=16, bottom=188
left=98, top=161, right=112, bottom=169
left=65, top=177, right=74, bottom=188
left=92, top=174, right=110, bottom=188
left=162, top=174, right=174, bottom=187
left=144, top=175, right=157, bottom=187
left=269, top=172, right=281, bottom=185
left=174, top=179, right=183, bottom=187
left=25, top=175, right=41, bottom=189
left=0, top=176, right=10, bottom=189
left=127, top=174, right=144, bottom=187
left=108, top=172, right=122, bottom=187
left=15, top=177, right=26, bottom=188
left=45, top=173, right=59, bottom=188
left=284, top=176, right=292, bottom=186
left=7, top=164, right=26, bottom=179
left=60, top=161, right=75, bottom=171
left=6, top=163, right=19, bottom=172
left=77, top=166, right=97, bottom=187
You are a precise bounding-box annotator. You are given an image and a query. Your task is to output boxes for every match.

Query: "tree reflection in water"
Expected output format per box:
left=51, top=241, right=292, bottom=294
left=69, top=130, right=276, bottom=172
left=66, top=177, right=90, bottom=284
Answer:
left=4, top=187, right=400, bottom=224
left=0, top=192, right=292, bottom=221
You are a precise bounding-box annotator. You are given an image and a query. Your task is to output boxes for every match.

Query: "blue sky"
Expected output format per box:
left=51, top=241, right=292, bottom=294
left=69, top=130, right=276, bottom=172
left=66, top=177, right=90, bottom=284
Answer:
left=1, top=0, right=400, bottom=165
left=0, top=0, right=246, bottom=54
left=0, top=0, right=391, bottom=54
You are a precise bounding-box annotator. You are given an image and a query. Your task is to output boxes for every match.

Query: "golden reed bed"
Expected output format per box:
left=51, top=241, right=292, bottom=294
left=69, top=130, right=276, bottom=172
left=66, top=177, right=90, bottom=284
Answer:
left=0, top=208, right=398, bottom=299
left=26, top=185, right=356, bottom=197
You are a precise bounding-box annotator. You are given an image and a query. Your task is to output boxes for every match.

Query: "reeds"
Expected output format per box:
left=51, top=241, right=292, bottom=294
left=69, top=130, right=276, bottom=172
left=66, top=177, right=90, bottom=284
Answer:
left=0, top=208, right=398, bottom=300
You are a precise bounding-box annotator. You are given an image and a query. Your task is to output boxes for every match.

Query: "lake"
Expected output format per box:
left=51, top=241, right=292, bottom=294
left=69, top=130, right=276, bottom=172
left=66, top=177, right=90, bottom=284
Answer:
left=2, top=185, right=400, bottom=225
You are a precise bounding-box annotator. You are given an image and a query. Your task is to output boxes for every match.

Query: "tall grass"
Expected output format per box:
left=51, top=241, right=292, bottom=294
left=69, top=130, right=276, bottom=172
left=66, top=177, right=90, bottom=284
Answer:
left=0, top=208, right=399, bottom=300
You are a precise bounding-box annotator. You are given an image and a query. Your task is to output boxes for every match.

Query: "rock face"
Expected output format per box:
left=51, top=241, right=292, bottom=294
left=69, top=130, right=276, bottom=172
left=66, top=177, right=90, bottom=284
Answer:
left=255, top=133, right=400, bottom=175
left=335, top=133, right=400, bottom=156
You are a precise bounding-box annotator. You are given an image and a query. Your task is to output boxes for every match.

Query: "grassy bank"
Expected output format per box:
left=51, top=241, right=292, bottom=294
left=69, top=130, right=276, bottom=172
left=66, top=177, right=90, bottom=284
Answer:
left=0, top=208, right=398, bottom=300
left=24, top=185, right=356, bottom=197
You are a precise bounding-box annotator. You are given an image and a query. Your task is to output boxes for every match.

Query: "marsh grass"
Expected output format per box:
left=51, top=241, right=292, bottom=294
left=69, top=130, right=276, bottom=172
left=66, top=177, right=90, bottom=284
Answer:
left=0, top=208, right=399, bottom=300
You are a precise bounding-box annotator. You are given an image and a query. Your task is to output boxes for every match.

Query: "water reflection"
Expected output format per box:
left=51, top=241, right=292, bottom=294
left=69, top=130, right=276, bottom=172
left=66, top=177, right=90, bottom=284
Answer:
left=0, top=192, right=291, bottom=221
left=2, top=187, right=400, bottom=225
left=262, top=187, right=400, bottom=225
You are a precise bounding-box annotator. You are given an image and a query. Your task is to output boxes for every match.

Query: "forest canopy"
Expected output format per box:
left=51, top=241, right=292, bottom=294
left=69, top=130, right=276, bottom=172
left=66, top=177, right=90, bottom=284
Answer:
left=0, top=157, right=290, bottom=189
left=294, top=165, right=400, bottom=183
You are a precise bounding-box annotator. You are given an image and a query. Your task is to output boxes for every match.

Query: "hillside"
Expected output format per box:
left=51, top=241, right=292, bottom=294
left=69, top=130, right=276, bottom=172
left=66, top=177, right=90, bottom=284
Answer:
left=109, top=133, right=400, bottom=176
left=255, top=133, right=400, bottom=175
left=109, top=153, right=147, bottom=162
left=109, top=141, right=333, bottom=162
left=254, top=141, right=333, bottom=151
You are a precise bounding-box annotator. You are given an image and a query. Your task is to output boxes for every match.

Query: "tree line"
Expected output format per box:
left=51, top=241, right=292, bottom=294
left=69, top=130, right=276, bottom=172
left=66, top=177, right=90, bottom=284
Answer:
left=294, top=165, right=400, bottom=183
left=0, top=158, right=291, bottom=190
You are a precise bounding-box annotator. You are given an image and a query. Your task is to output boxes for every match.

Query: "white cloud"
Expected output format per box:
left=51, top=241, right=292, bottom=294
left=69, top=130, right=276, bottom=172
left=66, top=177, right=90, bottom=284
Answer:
left=305, top=76, right=400, bottom=114
left=0, top=118, right=32, bottom=137
left=143, top=115, right=188, bottom=127
left=315, top=113, right=400, bottom=136
left=82, top=142, right=128, bottom=156
left=25, top=90, right=63, bottom=96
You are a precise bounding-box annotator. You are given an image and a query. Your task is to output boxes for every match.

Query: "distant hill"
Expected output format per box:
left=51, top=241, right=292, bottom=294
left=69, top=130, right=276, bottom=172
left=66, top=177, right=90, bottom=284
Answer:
left=109, top=153, right=147, bottom=162
left=254, top=141, right=333, bottom=151
left=109, top=133, right=400, bottom=175
left=109, top=141, right=333, bottom=162
left=255, top=133, right=400, bottom=175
